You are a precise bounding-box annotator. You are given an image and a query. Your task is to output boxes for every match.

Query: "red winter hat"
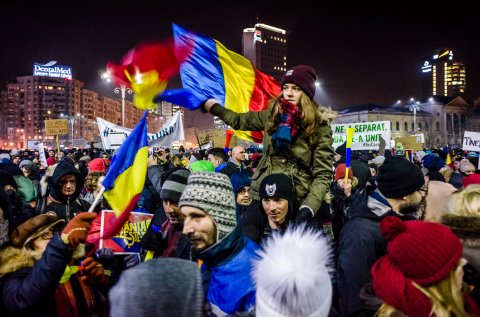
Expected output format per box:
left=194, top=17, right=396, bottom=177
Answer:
left=88, top=158, right=107, bottom=173
left=462, top=173, right=480, bottom=188
left=334, top=163, right=353, bottom=181
left=371, top=216, right=462, bottom=317
left=46, top=157, right=56, bottom=166
left=281, top=65, right=317, bottom=100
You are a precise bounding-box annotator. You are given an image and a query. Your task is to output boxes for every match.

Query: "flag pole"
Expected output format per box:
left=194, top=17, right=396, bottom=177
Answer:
left=88, top=187, right=105, bottom=212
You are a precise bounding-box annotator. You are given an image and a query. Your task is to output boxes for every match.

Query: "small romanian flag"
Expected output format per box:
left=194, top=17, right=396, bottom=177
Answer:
left=103, top=111, right=149, bottom=219
left=445, top=145, right=452, bottom=165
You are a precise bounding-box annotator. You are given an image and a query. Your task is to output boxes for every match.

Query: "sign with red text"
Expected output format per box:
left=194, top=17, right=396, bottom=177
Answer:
left=99, top=210, right=153, bottom=254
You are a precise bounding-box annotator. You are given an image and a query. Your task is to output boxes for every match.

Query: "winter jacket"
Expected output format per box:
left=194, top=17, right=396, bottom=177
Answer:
left=198, top=227, right=259, bottom=316
left=211, top=105, right=334, bottom=213
left=337, top=184, right=414, bottom=316
left=0, top=236, right=107, bottom=317
left=39, top=161, right=90, bottom=222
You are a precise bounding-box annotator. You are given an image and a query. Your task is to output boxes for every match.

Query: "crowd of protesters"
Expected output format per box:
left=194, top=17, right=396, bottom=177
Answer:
left=0, top=64, right=479, bottom=317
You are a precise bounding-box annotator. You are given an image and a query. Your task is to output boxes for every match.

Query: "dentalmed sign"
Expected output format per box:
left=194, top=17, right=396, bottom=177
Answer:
left=332, top=121, right=391, bottom=150
left=33, top=61, right=72, bottom=79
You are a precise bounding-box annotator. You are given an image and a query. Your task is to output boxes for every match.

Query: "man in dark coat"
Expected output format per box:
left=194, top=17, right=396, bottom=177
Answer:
left=337, top=156, right=426, bottom=316
left=39, top=161, right=91, bottom=222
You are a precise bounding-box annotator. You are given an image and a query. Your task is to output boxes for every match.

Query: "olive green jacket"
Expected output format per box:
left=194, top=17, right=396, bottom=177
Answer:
left=211, top=104, right=334, bottom=213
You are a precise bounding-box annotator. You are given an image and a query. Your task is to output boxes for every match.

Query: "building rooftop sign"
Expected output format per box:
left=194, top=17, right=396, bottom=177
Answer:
left=33, top=61, right=72, bottom=79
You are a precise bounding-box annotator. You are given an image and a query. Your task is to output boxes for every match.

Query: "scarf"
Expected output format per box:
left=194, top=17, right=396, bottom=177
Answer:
left=271, top=98, right=302, bottom=150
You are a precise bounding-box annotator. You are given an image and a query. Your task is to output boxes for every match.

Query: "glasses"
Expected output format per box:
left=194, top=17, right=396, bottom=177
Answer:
left=417, top=186, right=428, bottom=197
left=40, top=229, right=54, bottom=240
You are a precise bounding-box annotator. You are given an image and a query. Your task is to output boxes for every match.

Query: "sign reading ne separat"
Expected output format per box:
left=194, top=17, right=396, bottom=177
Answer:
left=44, top=119, right=69, bottom=135
left=331, top=121, right=391, bottom=150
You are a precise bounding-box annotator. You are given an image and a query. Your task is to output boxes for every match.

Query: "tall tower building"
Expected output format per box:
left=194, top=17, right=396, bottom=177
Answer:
left=421, top=48, right=466, bottom=99
left=242, top=23, right=287, bottom=82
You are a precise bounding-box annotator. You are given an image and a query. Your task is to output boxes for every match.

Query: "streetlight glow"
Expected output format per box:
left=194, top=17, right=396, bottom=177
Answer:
left=408, top=98, right=421, bottom=134
left=102, top=71, right=132, bottom=127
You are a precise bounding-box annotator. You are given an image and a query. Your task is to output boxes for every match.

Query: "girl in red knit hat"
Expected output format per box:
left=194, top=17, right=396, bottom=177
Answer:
left=371, top=216, right=479, bottom=316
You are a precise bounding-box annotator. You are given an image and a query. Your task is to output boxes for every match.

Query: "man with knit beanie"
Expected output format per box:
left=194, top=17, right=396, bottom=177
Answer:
left=140, top=169, right=191, bottom=259
left=179, top=172, right=259, bottom=316
left=337, top=156, right=426, bottom=316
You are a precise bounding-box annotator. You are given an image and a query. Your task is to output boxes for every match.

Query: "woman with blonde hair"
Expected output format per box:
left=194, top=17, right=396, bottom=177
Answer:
left=371, top=216, right=479, bottom=317
left=202, top=65, right=337, bottom=224
left=441, top=184, right=480, bottom=312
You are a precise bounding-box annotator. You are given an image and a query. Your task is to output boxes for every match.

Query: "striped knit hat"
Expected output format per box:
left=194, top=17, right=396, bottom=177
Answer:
left=161, top=170, right=191, bottom=203
left=179, top=172, right=236, bottom=241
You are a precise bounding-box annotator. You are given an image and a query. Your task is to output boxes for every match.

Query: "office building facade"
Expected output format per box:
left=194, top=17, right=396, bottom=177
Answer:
left=242, top=23, right=287, bottom=82
left=421, top=48, right=466, bottom=99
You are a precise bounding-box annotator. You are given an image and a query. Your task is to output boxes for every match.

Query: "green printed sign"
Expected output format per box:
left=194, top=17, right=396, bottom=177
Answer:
left=332, top=121, right=391, bottom=150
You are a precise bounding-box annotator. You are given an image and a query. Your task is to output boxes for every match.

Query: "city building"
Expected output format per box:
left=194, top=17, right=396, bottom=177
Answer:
left=421, top=48, right=466, bottom=99
left=334, top=96, right=478, bottom=148
left=0, top=63, right=165, bottom=148
left=242, top=23, right=287, bottom=82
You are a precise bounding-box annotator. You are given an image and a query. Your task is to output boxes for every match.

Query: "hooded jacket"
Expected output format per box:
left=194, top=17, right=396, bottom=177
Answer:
left=43, top=161, right=90, bottom=222
left=198, top=227, right=259, bottom=316
left=0, top=236, right=106, bottom=317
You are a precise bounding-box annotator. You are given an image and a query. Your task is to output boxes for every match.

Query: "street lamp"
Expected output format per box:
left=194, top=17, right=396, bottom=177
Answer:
left=102, top=72, right=132, bottom=127
left=60, top=113, right=74, bottom=146
left=408, top=98, right=421, bottom=134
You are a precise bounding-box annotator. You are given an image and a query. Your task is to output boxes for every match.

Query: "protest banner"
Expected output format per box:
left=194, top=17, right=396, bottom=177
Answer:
left=99, top=210, right=153, bottom=254
left=332, top=121, right=390, bottom=150
left=463, top=131, right=480, bottom=152
left=97, top=111, right=185, bottom=150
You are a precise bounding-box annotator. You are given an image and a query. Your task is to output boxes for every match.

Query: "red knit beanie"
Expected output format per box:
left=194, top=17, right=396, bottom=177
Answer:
left=88, top=158, right=106, bottom=173
left=371, top=216, right=463, bottom=317
left=462, top=173, right=480, bottom=188
left=334, top=163, right=353, bottom=181
left=281, top=65, right=317, bottom=100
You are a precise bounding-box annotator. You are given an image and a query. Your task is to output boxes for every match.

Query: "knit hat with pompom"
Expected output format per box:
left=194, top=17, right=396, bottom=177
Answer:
left=371, top=216, right=462, bottom=317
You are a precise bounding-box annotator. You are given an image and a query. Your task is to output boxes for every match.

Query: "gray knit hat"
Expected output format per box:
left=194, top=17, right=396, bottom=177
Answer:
left=19, top=159, right=34, bottom=170
left=179, top=172, right=236, bottom=241
left=161, top=170, right=191, bottom=203
left=109, top=258, right=203, bottom=317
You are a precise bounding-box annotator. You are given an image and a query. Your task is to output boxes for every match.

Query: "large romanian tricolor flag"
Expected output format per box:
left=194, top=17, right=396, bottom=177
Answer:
left=163, top=24, right=281, bottom=143
left=102, top=111, right=148, bottom=229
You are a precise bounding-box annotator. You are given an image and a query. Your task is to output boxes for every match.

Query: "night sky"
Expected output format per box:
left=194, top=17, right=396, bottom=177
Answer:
left=2, top=1, right=479, bottom=130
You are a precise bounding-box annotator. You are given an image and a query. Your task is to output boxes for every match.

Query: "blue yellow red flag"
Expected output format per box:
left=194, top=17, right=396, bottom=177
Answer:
left=445, top=145, right=452, bottom=165
left=102, top=111, right=149, bottom=222
left=157, top=24, right=281, bottom=143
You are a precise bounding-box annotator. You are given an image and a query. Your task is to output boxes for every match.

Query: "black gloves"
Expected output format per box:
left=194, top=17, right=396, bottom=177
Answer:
left=140, top=226, right=166, bottom=253
left=295, top=207, right=314, bottom=224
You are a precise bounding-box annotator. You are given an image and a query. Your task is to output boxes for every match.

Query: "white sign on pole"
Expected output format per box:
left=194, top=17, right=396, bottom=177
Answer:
left=463, top=131, right=480, bottom=152
left=38, top=142, right=48, bottom=167
left=331, top=121, right=391, bottom=150
left=96, top=111, right=185, bottom=150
